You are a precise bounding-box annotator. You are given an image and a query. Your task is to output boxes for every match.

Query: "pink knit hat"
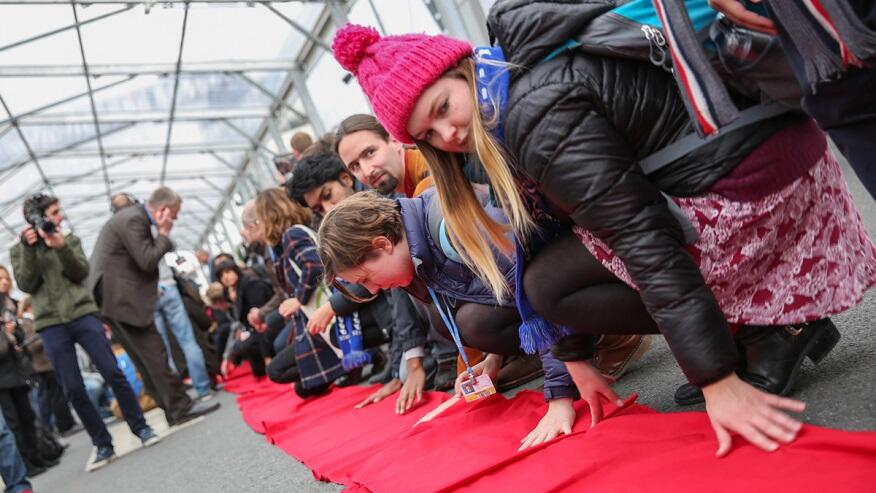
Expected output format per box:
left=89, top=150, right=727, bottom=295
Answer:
left=332, top=24, right=473, bottom=145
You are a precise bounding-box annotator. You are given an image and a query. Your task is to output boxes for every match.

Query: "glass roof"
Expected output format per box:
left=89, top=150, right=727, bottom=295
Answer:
left=0, top=0, right=455, bottom=275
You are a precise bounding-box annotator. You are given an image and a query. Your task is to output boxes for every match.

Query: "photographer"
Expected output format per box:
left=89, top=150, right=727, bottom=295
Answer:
left=10, top=193, right=160, bottom=471
left=0, top=278, right=47, bottom=477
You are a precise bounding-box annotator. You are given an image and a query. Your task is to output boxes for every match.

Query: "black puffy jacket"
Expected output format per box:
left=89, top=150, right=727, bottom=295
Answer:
left=488, top=0, right=804, bottom=386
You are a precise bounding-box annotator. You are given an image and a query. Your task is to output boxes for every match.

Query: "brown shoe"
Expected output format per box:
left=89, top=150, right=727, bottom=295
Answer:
left=592, top=335, right=652, bottom=380
left=456, top=347, right=486, bottom=375
left=496, top=355, right=544, bottom=393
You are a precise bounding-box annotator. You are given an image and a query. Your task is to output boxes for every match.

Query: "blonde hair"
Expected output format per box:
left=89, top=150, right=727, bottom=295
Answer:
left=17, top=295, right=32, bottom=317
left=205, top=282, right=226, bottom=305
left=318, top=191, right=402, bottom=302
left=415, top=58, right=533, bottom=302
left=254, top=188, right=313, bottom=246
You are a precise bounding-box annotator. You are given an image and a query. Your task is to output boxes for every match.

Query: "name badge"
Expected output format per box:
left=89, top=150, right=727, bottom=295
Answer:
left=460, top=374, right=497, bottom=403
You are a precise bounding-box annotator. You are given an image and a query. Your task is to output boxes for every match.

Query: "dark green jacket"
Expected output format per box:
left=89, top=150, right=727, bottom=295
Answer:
left=10, top=233, right=99, bottom=331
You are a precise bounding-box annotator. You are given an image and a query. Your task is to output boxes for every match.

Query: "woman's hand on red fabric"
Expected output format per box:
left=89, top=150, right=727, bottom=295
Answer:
left=355, top=378, right=402, bottom=409
left=702, top=373, right=805, bottom=457
left=565, top=360, right=623, bottom=428
left=279, top=298, right=301, bottom=319
left=707, top=0, right=778, bottom=35
left=306, top=304, right=335, bottom=335
left=453, top=353, right=503, bottom=397
left=397, top=359, right=426, bottom=415
left=518, top=397, right=576, bottom=451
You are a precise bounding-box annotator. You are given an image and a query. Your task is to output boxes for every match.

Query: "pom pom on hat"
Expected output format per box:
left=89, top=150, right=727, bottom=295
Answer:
left=332, top=23, right=381, bottom=74
left=331, top=23, right=473, bottom=144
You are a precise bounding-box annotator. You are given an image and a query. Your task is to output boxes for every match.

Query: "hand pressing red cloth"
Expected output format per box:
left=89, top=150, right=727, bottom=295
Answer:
left=453, top=409, right=876, bottom=493
left=347, top=391, right=639, bottom=493
left=230, top=370, right=876, bottom=493
left=347, top=390, right=876, bottom=493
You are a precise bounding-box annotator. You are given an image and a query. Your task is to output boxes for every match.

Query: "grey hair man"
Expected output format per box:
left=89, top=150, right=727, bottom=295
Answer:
left=89, top=186, right=219, bottom=431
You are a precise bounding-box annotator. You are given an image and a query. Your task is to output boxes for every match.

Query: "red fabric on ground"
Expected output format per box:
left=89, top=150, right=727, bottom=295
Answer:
left=237, top=382, right=293, bottom=434
left=229, top=370, right=876, bottom=492
left=264, top=385, right=449, bottom=484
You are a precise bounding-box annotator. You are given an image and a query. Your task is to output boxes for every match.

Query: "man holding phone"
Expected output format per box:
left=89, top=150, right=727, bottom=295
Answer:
left=89, top=187, right=219, bottom=432
left=11, top=193, right=160, bottom=471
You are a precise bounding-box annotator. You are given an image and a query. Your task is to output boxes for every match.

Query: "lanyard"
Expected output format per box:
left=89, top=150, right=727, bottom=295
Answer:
left=267, top=245, right=278, bottom=263
left=427, top=287, right=475, bottom=382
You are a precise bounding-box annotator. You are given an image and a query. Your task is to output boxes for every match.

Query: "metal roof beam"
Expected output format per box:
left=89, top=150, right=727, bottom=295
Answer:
left=0, top=93, right=56, bottom=196
left=15, top=107, right=268, bottom=126
left=233, top=72, right=307, bottom=122
left=262, top=2, right=331, bottom=53
left=54, top=169, right=235, bottom=183
left=0, top=60, right=298, bottom=77
left=0, top=76, right=136, bottom=127
left=221, top=119, right=277, bottom=156
left=198, top=1, right=342, bottom=245
left=19, top=142, right=251, bottom=159
left=0, top=0, right=296, bottom=4
left=290, top=67, right=324, bottom=134
left=0, top=122, right=138, bottom=185
left=0, top=5, right=132, bottom=53
left=71, top=0, right=114, bottom=207
left=0, top=155, right=136, bottom=214
left=160, top=1, right=190, bottom=185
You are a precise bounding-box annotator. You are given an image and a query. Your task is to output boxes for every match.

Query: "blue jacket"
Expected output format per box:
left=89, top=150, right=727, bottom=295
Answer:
left=398, top=189, right=578, bottom=401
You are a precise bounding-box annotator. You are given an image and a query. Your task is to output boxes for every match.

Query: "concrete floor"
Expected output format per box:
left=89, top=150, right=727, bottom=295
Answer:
left=32, top=158, right=876, bottom=492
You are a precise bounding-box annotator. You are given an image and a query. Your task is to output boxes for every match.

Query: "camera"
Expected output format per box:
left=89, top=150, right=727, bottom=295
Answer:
left=24, top=208, right=56, bottom=235
left=22, top=193, right=58, bottom=237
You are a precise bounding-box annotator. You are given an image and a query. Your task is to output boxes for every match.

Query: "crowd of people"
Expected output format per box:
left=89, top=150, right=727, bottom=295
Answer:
left=1, top=0, right=875, bottom=491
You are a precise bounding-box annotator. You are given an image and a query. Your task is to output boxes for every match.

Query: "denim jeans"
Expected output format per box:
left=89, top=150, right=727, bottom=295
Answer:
left=41, top=314, right=148, bottom=448
left=154, top=283, right=211, bottom=396
left=0, top=411, right=30, bottom=493
left=83, top=376, right=113, bottom=419
left=273, top=321, right=293, bottom=355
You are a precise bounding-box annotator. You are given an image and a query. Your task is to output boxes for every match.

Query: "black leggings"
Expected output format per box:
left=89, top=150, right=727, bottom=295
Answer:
left=0, top=386, right=39, bottom=461
left=428, top=302, right=523, bottom=357
left=267, top=345, right=299, bottom=384
left=523, top=231, right=659, bottom=336
left=231, top=334, right=266, bottom=378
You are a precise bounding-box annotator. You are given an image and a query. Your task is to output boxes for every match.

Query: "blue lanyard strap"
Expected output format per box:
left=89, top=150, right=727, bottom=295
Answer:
left=427, top=287, right=475, bottom=380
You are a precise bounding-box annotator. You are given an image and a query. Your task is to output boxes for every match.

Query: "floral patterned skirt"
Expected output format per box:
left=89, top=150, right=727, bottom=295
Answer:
left=575, top=150, right=876, bottom=325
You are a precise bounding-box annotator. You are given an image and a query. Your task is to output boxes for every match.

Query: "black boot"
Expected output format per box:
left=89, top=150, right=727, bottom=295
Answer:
left=737, top=318, right=840, bottom=395
left=674, top=319, right=839, bottom=405
left=24, top=458, right=46, bottom=477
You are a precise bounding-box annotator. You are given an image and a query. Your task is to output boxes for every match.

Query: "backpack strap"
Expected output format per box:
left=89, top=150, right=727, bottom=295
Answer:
left=639, top=102, right=791, bottom=245
left=639, top=102, right=792, bottom=175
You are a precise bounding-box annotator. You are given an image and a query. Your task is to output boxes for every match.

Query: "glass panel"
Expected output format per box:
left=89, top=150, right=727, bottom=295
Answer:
left=366, top=0, right=442, bottom=35
left=77, top=5, right=185, bottom=66
left=0, top=4, right=81, bottom=48
left=0, top=76, right=90, bottom=119
left=304, top=51, right=371, bottom=132
left=0, top=131, right=27, bottom=170
left=174, top=74, right=272, bottom=112
left=182, top=2, right=320, bottom=62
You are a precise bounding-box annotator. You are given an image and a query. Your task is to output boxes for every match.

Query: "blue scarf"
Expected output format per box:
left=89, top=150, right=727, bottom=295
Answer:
left=476, top=46, right=571, bottom=355
left=328, top=285, right=370, bottom=371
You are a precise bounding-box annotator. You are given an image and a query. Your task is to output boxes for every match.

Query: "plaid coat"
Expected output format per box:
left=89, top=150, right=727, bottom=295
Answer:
left=272, top=225, right=345, bottom=389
